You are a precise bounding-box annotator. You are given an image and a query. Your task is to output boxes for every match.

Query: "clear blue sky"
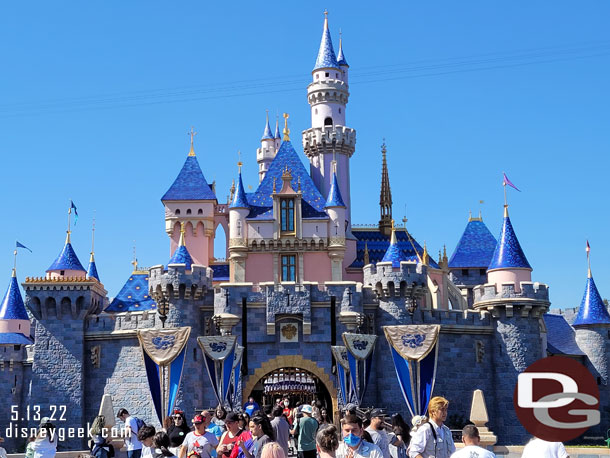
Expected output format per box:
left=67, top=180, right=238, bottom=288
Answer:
left=1, top=1, right=609, bottom=310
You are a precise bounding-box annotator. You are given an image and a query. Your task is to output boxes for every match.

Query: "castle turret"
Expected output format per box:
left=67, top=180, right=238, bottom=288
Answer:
left=86, top=223, right=100, bottom=281
left=325, top=168, right=346, bottom=280
left=0, top=264, right=33, bottom=453
left=229, top=163, right=250, bottom=282
left=257, top=111, right=277, bottom=183
left=473, top=203, right=548, bottom=444
left=162, top=130, right=217, bottom=267
left=573, top=246, right=610, bottom=415
left=380, top=222, right=407, bottom=268
left=486, top=206, right=532, bottom=292
left=168, top=223, right=194, bottom=270
left=274, top=116, right=282, bottom=151
left=336, top=31, right=349, bottom=82
left=24, top=232, right=107, bottom=449
left=303, top=12, right=356, bottom=232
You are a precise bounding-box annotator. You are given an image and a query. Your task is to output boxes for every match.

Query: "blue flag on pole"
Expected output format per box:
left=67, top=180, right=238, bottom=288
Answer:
left=70, top=200, right=78, bottom=225
left=16, top=241, right=32, bottom=252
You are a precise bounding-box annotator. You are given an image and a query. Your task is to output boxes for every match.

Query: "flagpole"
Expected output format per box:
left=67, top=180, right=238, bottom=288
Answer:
left=587, top=242, right=591, bottom=278
left=67, top=200, right=72, bottom=238
left=13, top=248, right=17, bottom=274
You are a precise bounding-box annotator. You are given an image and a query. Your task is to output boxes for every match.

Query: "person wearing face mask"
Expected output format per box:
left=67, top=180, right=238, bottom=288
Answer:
left=282, top=399, right=293, bottom=427
left=407, top=397, right=455, bottom=458
left=336, top=414, right=383, bottom=458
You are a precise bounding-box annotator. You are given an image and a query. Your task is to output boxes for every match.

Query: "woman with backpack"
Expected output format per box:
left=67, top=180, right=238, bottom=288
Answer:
left=90, top=415, right=113, bottom=458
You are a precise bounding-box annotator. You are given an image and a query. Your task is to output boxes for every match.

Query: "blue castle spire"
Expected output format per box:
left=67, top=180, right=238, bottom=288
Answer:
left=167, top=224, right=193, bottom=270
left=325, top=171, right=346, bottom=208
left=573, top=263, right=610, bottom=326
left=274, top=117, right=281, bottom=139
left=337, top=33, right=348, bottom=67
left=47, top=232, right=86, bottom=273
left=0, top=268, right=33, bottom=345
left=381, top=223, right=408, bottom=268
left=262, top=112, right=274, bottom=140
left=87, top=253, right=100, bottom=281
left=449, top=214, right=497, bottom=268
left=230, top=168, right=249, bottom=209
left=488, top=206, right=531, bottom=271
left=313, top=12, right=340, bottom=71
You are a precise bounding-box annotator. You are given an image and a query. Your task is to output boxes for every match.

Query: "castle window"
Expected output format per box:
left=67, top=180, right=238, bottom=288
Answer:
left=60, top=270, right=65, bottom=276
left=462, top=269, right=469, bottom=276
left=281, top=255, right=296, bottom=281
left=198, top=209, right=203, bottom=215
left=186, top=209, right=192, bottom=215
left=324, top=117, right=333, bottom=126
left=325, top=72, right=329, bottom=77
left=280, top=199, right=295, bottom=233
left=480, top=268, right=486, bottom=276
left=315, top=108, right=318, bottom=115
left=175, top=209, right=181, bottom=215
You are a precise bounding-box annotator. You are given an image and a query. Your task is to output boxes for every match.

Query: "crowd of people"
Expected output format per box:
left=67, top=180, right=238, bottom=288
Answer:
left=12, top=395, right=570, bottom=458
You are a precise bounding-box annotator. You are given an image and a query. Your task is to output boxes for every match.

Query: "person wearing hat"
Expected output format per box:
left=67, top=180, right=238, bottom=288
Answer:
left=293, top=404, right=318, bottom=458
left=216, top=412, right=252, bottom=458
left=365, top=409, right=401, bottom=458
left=179, top=412, right=218, bottom=458
left=168, top=410, right=191, bottom=455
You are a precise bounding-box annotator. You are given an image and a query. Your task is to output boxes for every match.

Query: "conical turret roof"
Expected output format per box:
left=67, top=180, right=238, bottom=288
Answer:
left=381, top=225, right=408, bottom=267
left=167, top=225, right=193, bottom=270
left=325, top=172, right=346, bottom=208
left=87, top=253, right=100, bottom=281
left=573, top=272, right=610, bottom=326
left=47, top=234, right=86, bottom=272
left=488, top=207, right=531, bottom=271
left=162, top=155, right=217, bottom=201
left=313, top=13, right=340, bottom=71
left=449, top=216, right=497, bottom=268
left=230, top=170, right=249, bottom=209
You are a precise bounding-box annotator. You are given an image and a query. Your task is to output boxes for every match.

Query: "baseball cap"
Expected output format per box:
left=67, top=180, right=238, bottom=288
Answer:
left=226, top=412, right=240, bottom=423
left=192, top=414, right=204, bottom=424
left=370, top=408, right=386, bottom=418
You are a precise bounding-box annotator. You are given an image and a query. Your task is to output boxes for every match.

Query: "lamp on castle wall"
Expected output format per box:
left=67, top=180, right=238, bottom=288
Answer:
left=155, top=292, right=169, bottom=328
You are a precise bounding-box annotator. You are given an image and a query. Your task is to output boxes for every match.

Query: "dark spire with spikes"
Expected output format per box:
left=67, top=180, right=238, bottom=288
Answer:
left=379, top=141, right=393, bottom=236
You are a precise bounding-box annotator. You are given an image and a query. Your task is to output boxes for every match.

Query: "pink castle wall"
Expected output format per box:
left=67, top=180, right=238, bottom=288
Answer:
left=487, top=269, right=532, bottom=293
left=245, top=254, right=274, bottom=284
left=171, top=221, right=208, bottom=266
left=47, top=269, right=86, bottom=279
left=303, top=252, right=332, bottom=283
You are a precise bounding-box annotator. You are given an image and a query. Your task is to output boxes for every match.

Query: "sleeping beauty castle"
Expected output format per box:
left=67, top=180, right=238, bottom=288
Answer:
left=1, top=13, right=610, bottom=451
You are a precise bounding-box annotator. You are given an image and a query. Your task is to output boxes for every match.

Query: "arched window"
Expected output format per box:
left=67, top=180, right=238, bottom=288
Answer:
left=280, top=199, right=295, bottom=232
left=198, top=209, right=203, bottom=215
left=186, top=209, right=192, bottom=215
left=324, top=117, right=333, bottom=126
left=175, top=209, right=181, bottom=215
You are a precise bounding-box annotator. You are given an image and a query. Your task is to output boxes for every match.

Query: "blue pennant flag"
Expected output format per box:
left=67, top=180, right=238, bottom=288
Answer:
left=70, top=200, right=78, bottom=225
left=16, top=241, right=32, bottom=252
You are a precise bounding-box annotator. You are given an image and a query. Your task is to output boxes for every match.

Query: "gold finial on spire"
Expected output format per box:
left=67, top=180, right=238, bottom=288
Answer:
left=363, top=241, right=370, bottom=266
left=273, top=177, right=277, bottom=193
left=188, top=126, right=197, bottom=156
left=65, top=230, right=71, bottom=244
left=179, top=222, right=186, bottom=246
left=469, top=210, right=473, bottom=222
left=282, top=113, right=290, bottom=141
left=389, top=219, right=397, bottom=245
left=422, top=241, right=429, bottom=266
left=237, top=150, right=243, bottom=172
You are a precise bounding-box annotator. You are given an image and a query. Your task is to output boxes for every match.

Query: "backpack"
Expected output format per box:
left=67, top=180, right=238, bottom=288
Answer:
left=134, top=417, right=146, bottom=431
left=107, top=444, right=115, bottom=458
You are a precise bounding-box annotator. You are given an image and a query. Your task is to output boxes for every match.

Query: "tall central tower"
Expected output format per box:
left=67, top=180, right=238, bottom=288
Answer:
left=302, top=12, right=356, bottom=235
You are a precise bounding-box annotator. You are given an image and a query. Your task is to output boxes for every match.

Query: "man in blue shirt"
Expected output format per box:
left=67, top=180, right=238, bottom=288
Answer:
left=243, top=397, right=260, bottom=417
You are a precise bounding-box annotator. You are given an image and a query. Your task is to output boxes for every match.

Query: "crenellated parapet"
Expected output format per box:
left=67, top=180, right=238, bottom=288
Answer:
left=473, top=281, right=550, bottom=317
left=363, top=261, right=428, bottom=299
left=302, top=125, right=356, bottom=158
left=307, top=79, right=350, bottom=105
left=148, top=264, right=213, bottom=302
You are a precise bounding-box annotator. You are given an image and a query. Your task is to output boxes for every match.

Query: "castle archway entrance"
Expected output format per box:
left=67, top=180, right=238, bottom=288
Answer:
left=243, top=355, right=338, bottom=421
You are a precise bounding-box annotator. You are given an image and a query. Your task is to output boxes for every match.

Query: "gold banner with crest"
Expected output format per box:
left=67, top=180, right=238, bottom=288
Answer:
left=383, top=325, right=440, bottom=361
left=197, top=336, right=237, bottom=361
left=137, top=327, right=191, bottom=365
left=342, top=333, right=377, bottom=360
left=331, top=346, right=350, bottom=370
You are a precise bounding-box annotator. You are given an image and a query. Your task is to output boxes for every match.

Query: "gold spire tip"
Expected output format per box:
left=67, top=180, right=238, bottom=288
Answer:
left=282, top=113, right=290, bottom=141
left=188, top=126, right=197, bottom=156
left=503, top=204, right=509, bottom=218
left=237, top=150, right=243, bottom=172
